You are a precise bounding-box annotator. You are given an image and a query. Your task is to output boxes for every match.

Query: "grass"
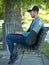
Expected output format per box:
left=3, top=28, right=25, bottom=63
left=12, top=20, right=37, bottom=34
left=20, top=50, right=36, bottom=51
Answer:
left=0, top=44, right=2, bottom=49
left=40, top=41, right=49, bottom=58
left=0, top=26, right=2, bottom=50
left=0, top=26, right=2, bottom=35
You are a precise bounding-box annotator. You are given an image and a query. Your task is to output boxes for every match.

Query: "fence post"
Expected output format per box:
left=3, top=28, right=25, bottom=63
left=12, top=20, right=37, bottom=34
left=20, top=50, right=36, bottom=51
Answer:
left=2, top=23, right=7, bottom=50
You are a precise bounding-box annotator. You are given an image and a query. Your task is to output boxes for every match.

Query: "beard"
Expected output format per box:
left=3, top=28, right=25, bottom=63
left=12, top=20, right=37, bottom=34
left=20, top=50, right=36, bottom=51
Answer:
left=32, top=16, right=35, bottom=18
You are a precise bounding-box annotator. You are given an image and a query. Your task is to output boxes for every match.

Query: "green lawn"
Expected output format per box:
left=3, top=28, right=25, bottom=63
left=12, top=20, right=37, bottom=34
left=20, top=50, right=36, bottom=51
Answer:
left=0, top=26, right=2, bottom=35
left=40, top=41, right=49, bottom=58
left=0, top=44, right=2, bottom=49
left=0, top=26, right=2, bottom=49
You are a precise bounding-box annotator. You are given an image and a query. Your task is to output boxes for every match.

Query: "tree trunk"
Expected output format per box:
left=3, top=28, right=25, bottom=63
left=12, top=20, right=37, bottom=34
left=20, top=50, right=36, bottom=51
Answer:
left=3, top=0, right=22, bottom=50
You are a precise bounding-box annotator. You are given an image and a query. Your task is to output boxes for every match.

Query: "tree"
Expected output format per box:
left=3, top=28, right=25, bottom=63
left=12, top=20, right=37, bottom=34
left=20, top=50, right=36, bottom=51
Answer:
left=3, top=0, right=22, bottom=50
left=0, top=0, right=4, bottom=19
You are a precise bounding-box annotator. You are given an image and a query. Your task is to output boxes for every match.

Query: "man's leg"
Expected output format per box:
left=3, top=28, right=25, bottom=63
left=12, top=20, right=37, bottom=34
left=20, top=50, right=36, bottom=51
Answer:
left=6, top=34, right=26, bottom=64
left=6, top=34, right=26, bottom=54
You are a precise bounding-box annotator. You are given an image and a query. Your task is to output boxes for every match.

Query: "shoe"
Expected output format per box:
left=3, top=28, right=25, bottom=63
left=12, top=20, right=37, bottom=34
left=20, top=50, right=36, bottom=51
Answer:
left=8, top=53, right=18, bottom=64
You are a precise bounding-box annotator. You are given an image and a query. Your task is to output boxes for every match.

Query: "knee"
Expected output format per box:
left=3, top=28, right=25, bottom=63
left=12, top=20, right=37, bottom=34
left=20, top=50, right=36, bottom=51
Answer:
left=6, top=34, right=11, bottom=42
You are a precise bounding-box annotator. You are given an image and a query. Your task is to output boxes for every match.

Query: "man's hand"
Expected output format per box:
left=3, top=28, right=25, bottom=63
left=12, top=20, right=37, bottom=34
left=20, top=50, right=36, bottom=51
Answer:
left=15, top=32, right=22, bottom=34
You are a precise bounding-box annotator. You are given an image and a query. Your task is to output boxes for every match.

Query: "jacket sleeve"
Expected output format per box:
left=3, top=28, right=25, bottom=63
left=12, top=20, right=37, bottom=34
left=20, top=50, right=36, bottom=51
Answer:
left=32, top=21, right=43, bottom=33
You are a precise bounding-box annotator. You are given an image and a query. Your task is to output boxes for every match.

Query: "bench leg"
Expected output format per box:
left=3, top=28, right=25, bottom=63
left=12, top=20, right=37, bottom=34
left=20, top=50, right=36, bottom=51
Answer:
left=19, top=50, right=25, bottom=65
left=40, top=55, right=45, bottom=65
left=37, top=53, right=45, bottom=65
left=36, top=50, right=45, bottom=65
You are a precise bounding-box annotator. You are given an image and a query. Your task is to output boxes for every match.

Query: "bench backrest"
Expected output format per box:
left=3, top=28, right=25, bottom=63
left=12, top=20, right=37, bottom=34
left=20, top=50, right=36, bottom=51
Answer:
left=32, top=27, right=47, bottom=50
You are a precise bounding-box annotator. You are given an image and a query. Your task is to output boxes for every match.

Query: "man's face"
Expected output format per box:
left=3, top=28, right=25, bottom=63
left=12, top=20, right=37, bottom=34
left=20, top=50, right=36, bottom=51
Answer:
left=30, top=10, right=36, bottom=18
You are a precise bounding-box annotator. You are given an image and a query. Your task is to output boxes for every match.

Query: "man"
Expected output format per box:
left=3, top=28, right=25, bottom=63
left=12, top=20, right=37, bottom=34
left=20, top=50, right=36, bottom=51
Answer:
left=6, top=5, right=43, bottom=64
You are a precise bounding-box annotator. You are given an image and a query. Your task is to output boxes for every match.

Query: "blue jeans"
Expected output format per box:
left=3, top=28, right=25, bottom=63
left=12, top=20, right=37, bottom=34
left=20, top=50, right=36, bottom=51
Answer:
left=6, top=34, right=26, bottom=55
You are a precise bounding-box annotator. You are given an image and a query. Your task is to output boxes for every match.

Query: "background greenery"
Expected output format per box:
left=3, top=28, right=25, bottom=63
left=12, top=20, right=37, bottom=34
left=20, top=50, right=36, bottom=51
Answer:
left=40, top=41, right=49, bottom=58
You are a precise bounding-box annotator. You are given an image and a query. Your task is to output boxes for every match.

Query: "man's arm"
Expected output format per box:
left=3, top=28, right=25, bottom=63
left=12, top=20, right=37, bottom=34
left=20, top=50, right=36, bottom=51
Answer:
left=32, top=21, right=43, bottom=33
left=15, top=32, right=22, bottom=34
left=15, top=27, right=30, bottom=34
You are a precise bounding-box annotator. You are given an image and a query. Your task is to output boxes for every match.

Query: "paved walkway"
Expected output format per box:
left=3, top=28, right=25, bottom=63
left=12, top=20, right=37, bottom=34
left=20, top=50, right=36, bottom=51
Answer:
left=0, top=51, right=49, bottom=65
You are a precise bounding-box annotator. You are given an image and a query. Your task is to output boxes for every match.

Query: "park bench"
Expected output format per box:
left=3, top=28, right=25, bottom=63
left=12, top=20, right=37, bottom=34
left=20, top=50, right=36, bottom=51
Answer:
left=15, top=26, right=49, bottom=65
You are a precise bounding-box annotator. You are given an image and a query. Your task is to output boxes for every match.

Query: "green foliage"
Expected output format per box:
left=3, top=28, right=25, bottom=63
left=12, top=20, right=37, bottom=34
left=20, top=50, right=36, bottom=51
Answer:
left=0, top=0, right=4, bottom=19
left=0, top=44, right=2, bottom=49
left=0, top=26, right=2, bottom=35
left=21, top=0, right=42, bottom=15
left=0, top=0, right=49, bottom=19
left=43, top=0, right=49, bottom=8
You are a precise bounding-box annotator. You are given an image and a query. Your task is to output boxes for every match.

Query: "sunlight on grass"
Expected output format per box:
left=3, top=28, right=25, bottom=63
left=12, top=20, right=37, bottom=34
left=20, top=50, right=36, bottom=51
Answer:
left=40, top=41, right=49, bottom=58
